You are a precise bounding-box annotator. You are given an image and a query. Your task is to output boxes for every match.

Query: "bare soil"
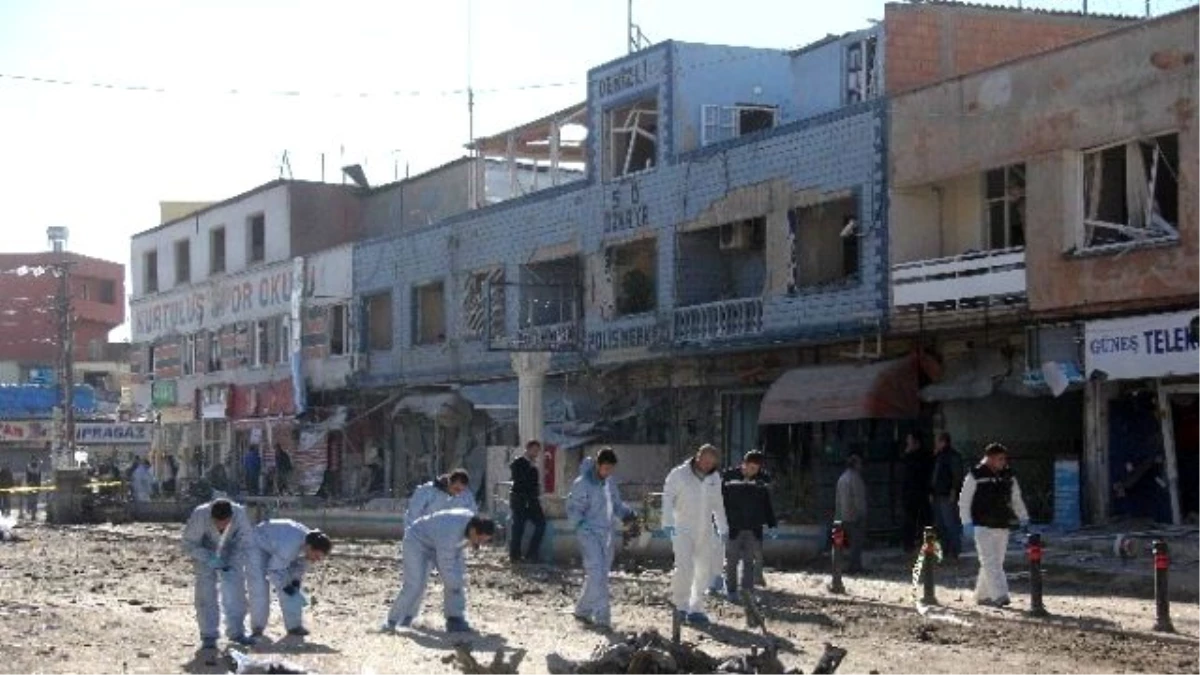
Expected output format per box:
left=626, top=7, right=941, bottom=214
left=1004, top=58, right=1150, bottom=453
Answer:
left=0, top=522, right=1196, bottom=674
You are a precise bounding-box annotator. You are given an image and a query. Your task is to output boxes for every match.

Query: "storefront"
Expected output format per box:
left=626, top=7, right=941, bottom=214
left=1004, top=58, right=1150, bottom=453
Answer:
left=1083, top=308, right=1199, bottom=525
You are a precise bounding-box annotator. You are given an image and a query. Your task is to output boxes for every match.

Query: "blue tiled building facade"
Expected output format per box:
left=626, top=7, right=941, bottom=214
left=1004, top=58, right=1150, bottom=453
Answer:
left=353, top=33, right=888, bottom=391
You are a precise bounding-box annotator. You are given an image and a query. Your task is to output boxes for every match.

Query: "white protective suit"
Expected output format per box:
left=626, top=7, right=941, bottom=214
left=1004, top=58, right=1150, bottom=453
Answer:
left=404, top=478, right=478, bottom=529
left=662, top=459, right=728, bottom=615
left=958, top=467, right=1029, bottom=603
left=131, top=464, right=154, bottom=502
left=247, top=519, right=311, bottom=634
left=567, top=458, right=633, bottom=626
left=181, top=500, right=253, bottom=642
left=386, top=508, right=475, bottom=625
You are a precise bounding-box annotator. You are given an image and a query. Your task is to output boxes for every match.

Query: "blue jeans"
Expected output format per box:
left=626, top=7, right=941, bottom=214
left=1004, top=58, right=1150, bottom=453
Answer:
left=933, top=497, right=962, bottom=559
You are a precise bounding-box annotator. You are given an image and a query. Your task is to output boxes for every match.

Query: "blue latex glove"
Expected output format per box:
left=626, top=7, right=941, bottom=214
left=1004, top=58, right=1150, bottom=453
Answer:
left=963, top=523, right=976, bottom=539
left=662, top=526, right=677, bottom=539
left=765, top=528, right=780, bottom=540
left=207, top=553, right=229, bottom=572
left=571, top=521, right=588, bottom=535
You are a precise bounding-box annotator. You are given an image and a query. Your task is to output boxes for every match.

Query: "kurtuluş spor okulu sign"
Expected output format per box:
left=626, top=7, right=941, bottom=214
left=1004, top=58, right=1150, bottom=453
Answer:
left=0, top=421, right=154, bottom=445
left=130, top=259, right=317, bottom=342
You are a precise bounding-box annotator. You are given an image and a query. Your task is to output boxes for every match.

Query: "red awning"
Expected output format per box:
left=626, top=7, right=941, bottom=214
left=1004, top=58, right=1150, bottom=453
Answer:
left=758, top=355, right=933, bottom=425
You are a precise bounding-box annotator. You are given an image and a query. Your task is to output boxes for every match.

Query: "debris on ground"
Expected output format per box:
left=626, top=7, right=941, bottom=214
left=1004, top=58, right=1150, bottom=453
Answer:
left=546, top=629, right=842, bottom=674
left=226, top=649, right=310, bottom=674
left=441, top=645, right=527, bottom=674
left=0, top=515, right=19, bottom=542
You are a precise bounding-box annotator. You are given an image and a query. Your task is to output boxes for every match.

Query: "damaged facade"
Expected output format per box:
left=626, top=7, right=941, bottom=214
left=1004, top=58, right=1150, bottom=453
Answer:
left=348, top=1, right=1160, bottom=539
left=890, top=7, right=1199, bottom=526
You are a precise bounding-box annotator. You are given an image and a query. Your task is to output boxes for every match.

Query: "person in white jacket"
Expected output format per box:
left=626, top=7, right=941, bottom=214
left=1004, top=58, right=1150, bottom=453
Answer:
left=131, top=459, right=155, bottom=503
left=958, top=442, right=1029, bottom=607
left=661, top=444, right=728, bottom=626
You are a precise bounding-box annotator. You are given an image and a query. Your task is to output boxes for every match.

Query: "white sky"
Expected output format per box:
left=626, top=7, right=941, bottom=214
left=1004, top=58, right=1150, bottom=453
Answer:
left=0, top=0, right=1189, bottom=342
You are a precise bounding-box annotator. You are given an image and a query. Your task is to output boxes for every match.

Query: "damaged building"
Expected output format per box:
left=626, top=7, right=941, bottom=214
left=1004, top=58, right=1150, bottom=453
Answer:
left=890, top=6, right=1198, bottom=526
left=347, top=1, right=1167, bottom=545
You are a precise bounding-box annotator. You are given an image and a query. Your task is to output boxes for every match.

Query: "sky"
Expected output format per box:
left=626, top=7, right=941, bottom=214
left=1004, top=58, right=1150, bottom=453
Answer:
left=0, top=0, right=1191, bottom=342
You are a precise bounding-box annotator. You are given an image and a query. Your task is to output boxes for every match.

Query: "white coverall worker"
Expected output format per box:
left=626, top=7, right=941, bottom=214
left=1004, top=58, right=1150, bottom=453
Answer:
left=404, top=477, right=478, bottom=529
left=567, top=458, right=633, bottom=627
left=181, top=499, right=253, bottom=645
left=958, top=462, right=1029, bottom=604
left=247, top=519, right=312, bottom=635
left=386, top=508, right=475, bottom=629
left=131, top=463, right=154, bottom=503
left=662, top=459, right=728, bottom=618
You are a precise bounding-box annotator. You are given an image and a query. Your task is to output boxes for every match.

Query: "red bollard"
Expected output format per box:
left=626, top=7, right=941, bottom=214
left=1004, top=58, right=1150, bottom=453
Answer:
left=828, top=521, right=846, bottom=595
left=1025, top=533, right=1048, bottom=618
left=1152, top=540, right=1175, bottom=633
left=920, top=527, right=939, bottom=606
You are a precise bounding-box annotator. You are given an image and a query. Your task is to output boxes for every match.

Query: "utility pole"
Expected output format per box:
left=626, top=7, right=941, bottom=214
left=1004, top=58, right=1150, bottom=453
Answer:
left=48, top=227, right=74, bottom=469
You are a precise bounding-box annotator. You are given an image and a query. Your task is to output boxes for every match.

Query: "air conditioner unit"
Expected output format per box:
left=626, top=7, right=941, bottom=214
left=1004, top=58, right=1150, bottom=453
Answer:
left=719, top=222, right=752, bottom=250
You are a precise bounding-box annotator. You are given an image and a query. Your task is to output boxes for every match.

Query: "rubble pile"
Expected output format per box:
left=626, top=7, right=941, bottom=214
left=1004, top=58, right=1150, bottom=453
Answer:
left=543, top=629, right=847, bottom=674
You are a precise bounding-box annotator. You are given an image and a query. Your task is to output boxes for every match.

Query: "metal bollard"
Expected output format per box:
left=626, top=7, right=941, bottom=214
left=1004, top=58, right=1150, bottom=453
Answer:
left=920, top=526, right=939, bottom=606
left=828, top=521, right=846, bottom=594
left=671, top=607, right=682, bottom=645
left=1152, top=540, right=1175, bottom=633
left=1025, top=532, right=1049, bottom=618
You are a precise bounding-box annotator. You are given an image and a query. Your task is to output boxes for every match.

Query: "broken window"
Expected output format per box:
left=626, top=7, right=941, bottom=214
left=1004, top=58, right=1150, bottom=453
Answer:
left=182, top=334, right=195, bottom=376
left=413, top=281, right=446, bottom=345
left=606, top=96, right=657, bottom=179
left=985, top=164, right=1026, bottom=250
left=99, top=280, right=116, bottom=305
left=520, top=257, right=581, bottom=328
left=247, top=213, right=266, bottom=264
left=701, top=105, right=779, bottom=146
left=365, top=292, right=393, bottom=351
left=329, top=304, right=350, bottom=355
left=210, top=226, right=226, bottom=274
left=463, top=268, right=506, bottom=339
left=253, top=319, right=270, bottom=367
left=175, top=239, right=191, bottom=284
left=207, top=330, right=222, bottom=372
left=846, top=36, right=879, bottom=104
left=1082, top=132, right=1179, bottom=249
left=144, top=250, right=158, bottom=294
left=608, top=239, right=657, bottom=316
left=791, top=196, right=860, bottom=288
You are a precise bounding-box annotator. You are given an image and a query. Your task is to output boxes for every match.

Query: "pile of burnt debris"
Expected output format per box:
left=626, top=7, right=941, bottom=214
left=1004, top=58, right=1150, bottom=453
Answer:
left=539, top=630, right=847, bottom=675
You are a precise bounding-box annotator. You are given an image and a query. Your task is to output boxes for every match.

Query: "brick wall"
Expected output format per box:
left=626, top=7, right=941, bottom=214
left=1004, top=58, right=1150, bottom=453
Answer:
left=884, top=3, right=1133, bottom=95
left=355, top=101, right=888, bottom=385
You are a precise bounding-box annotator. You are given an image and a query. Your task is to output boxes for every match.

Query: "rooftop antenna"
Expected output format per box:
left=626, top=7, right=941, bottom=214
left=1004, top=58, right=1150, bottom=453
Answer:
left=278, top=150, right=293, bottom=179
left=628, top=0, right=651, bottom=53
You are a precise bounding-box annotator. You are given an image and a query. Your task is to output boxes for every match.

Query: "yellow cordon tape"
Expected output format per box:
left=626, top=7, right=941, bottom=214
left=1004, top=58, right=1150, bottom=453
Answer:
left=0, top=481, right=125, bottom=494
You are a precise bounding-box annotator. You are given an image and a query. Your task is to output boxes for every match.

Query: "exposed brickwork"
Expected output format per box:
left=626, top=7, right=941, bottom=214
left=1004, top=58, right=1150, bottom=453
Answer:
left=884, top=3, right=1134, bottom=95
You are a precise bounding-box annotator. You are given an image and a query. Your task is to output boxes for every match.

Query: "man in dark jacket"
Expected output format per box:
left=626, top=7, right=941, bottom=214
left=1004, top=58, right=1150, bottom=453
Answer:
left=721, top=451, right=777, bottom=597
left=508, top=440, right=546, bottom=563
left=900, top=432, right=933, bottom=553
left=930, top=432, right=964, bottom=560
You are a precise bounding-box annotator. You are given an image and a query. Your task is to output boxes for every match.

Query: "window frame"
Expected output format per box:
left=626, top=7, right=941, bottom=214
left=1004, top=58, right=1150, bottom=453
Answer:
left=210, top=226, right=227, bottom=275
left=701, top=104, right=779, bottom=147
left=174, top=239, right=191, bottom=285
left=604, top=94, right=659, bottom=181
left=247, top=213, right=266, bottom=264
left=144, top=250, right=159, bottom=294
left=364, top=292, right=394, bottom=352
left=412, top=280, right=448, bottom=346
left=982, top=163, right=1026, bottom=251
left=1075, top=131, right=1181, bottom=253
left=329, top=303, right=351, bottom=356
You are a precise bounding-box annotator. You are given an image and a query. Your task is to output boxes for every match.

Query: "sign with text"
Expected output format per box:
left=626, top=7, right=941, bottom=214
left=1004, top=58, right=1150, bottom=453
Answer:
left=1084, top=310, right=1199, bottom=381
left=151, top=379, right=177, bottom=408
left=0, top=421, right=153, bottom=445
left=589, top=48, right=664, bottom=105
left=603, top=179, right=650, bottom=234
left=130, top=258, right=317, bottom=342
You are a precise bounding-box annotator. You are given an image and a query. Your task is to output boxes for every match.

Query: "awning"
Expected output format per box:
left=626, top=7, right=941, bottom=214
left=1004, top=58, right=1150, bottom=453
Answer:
left=919, top=348, right=1011, bottom=402
left=758, top=355, right=930, bottom=425
left=392, top=393, right=473, bottom=428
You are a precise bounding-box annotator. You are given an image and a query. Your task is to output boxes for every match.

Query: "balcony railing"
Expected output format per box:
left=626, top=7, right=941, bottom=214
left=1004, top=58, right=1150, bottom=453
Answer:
left=892, top=247, right=1027, bottom=310
left=673, top=297, right=764, bottom=343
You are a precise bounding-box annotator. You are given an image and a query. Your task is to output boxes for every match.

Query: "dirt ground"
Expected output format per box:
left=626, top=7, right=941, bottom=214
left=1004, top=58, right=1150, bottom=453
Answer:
left=0, top=521, right=1196, bottom=674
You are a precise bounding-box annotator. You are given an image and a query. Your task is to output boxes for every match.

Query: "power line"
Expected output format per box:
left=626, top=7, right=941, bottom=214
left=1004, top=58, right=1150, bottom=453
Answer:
left=0, top=71, right=582, bottom=99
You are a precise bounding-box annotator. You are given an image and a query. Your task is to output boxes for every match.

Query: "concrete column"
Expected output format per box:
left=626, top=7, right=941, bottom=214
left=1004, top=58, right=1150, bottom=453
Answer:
left=1083, top=379, right=1111, bottom=525
left=511, top=352, right=551, bottom=448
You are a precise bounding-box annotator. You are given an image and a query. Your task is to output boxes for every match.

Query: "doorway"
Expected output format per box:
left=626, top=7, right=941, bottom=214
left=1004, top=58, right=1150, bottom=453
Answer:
left=1171, top=395, right=1198, bottom=521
